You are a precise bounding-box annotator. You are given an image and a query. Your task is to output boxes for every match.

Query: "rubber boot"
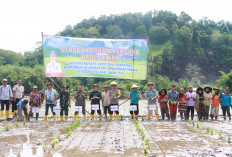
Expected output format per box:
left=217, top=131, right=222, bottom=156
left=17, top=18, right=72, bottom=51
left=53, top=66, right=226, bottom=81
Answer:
left=74, top=114, right=77, bottom=121
left=1, top=110, right=4, bottom=120
left=229, top=116, right=231, bottom=121
left=17, top=114, right=20, bottom=121
left=116, top=114, right=119, bottom=120
left=12, top=111, right=15, bottom=118
left=65, top=115, right=68, bottom=121
left=99, top=114, right=102, bottom=120
left=135, top=115, right=138, bottom=120
left=91, top=114, right=94, bottom=120
left=53, top=115, right=56, bottom=121
left=131, top=114, right=134, bottom=119
left=5, top=110, right=10, bottom=119
left=156, top=114, right=159, bottom=120
left=147, top=114, right=151, bottom=120
left=215, top=116, right=218, bottom=120
left=109, top=114, right=113, bottom=120
left=83, top=114, right=87, bottom=121
left=45, top=115, right=48, bottom=120
left=60, top=115, right=64, bottom=121
left=26, top=115, right=29, bottom=121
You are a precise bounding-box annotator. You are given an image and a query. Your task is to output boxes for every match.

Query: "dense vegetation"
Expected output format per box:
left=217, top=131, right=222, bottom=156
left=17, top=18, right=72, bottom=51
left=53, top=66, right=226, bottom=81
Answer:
left=0, top=10, right=232, bottom=94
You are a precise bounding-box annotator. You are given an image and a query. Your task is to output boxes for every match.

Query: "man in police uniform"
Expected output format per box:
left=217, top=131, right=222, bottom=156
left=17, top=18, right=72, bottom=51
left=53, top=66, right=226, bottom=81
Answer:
left=46, top=51, right=62, bottom=73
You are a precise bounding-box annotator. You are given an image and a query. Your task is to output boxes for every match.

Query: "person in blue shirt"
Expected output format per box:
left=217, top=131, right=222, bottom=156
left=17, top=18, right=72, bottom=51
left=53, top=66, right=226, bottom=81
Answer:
left=17, top=98, right=29, bottom=121
left=168, top=85, right=179, bottom=121
left=129, top=84, right=141, bottom=120
left=220, top=87, right=232, bottom=120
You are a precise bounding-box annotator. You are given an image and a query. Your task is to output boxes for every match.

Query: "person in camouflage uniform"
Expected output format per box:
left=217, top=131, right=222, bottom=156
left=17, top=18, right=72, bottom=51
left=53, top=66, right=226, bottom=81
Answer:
left=57, top=86, right=70, bottom=121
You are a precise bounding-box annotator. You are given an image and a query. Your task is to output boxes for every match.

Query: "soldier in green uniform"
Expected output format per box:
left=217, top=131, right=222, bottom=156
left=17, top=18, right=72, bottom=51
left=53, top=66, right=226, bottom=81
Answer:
left=57, top=86, right=71, bottom=121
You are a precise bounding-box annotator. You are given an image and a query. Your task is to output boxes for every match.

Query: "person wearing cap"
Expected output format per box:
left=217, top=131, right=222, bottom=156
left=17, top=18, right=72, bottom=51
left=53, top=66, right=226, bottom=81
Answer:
left=57, top=86, right=71, bottom=121
left=195, top=87, right=206, bottom=120
left=158, top=89, right=170, bottom=120
left=12, top=80, right=24, bottom=118
left=16, top=98, right=29, bottom=121
left=0, top=79, right=13, bottom=120
left=168, top=85, right=179, bottom=121
left=186, top=86, right=196, bottom=120
left=46, top=51, right=62, bottom=73
left=109, top=81, right=121, bottom=120
left=220, top=87, right=231, bottom=120
left=44, top=82, right=57, bottom=121
left=178, top=88, right=187, bottom=120
left=74, top=84, right=87, bottom=121
left=102, top=85, right=110, bottom=119
left=29, top=86, right=41, bottom=120
left=89, top=84, right=102, bottom=120
left=203, top=85, right=213, bottom=120
left=129, top=84, right=141, bottom=120
left=144, top=82, right=159, bottom=120
left=211, top=87, right=221, bottom=120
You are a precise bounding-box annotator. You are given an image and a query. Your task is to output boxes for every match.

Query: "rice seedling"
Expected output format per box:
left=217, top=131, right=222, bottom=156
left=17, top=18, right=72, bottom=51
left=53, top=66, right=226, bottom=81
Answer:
left=192, top=121, right=195, bottom=126
left=201, top=124, right=204, bottom=130
left=120, top=115, right=123, bottom=120
left=196, top=123, right=199, bottom=128
left=142, top=134, right=145, bottom=140
left=51, top=139, right=56, bottom=148
left=228, top=135, right=231, bottom=143
left=15, top=122, right=19, bottom=128
left=207, top=128, right=210, bottom=133
left=56, top=134, right=61, bottom=141
left=4, top=125, right=10, bottom=131
left=67, top=131, right=72, bottom=138
left=23, top=119, right=26, bottom=125
left=218, top=132, right=222, bottom=139
left=142, top=116, right=144, bottom=121
left=67, top=127, right=71, bottom=132
left=144, top=147, right=148, bottom=154
left=210, top=129, right=213, bottom=135
left=42, top=144, right=46, bottom=152
left=146, top=138, right=150, bottom=148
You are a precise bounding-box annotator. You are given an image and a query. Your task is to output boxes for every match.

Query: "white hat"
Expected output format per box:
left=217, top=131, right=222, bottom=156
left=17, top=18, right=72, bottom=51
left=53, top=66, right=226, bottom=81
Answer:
left=33, top=86, right=37, bottom=89
left=2, top=79, right=7, bottom=83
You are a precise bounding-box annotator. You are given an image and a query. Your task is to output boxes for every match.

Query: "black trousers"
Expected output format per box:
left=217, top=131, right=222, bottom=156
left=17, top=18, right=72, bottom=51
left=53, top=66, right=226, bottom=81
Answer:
left=91, top=104, right=101, bottom=114
left=187, top=106, right=194, bottom=120
left=130, top=104, right=139, bottom=115
left=222, top=106, right=231, bottom=117
left=1, top=100, right=10, bottom=110
left=13, top=98, right=21, bottom=112
left=109, top=104, right=119, bottom=114
left=60, top=106, right=68, bottom=116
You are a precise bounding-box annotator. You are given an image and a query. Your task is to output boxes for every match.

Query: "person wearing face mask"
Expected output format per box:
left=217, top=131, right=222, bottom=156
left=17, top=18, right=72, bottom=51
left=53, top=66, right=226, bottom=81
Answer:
left=203, top=85, right=213, bottom=120
left=220, top=87, right=231, bottom=120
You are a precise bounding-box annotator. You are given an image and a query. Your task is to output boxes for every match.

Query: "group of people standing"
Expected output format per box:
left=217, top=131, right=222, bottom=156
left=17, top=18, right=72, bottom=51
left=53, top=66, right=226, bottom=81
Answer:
left=0, top=78, right=231, bottom=122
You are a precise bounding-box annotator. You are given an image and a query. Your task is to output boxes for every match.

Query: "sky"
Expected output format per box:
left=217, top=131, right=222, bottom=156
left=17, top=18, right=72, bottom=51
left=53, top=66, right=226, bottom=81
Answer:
left=0, top=0, right=231, bottom=53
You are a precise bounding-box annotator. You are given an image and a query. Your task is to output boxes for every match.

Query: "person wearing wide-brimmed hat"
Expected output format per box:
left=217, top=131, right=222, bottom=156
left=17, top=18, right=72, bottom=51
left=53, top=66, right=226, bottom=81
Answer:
left=89, top=84, right=102, bottom=120
left=186, top=86, right=196, bottom=120
left=129, top=84, right=141, bottom=120
left=0, top=79, right=13, bottom=120
left=158, top=89, right=170, bottom=120
left=44, top=82, right=57, bottom=121
left=57, top=85, right=70, bottom=121
left=109, top=81, right=121, bottom=120
left=195, top=87, right=206, bottom=120
left=102, top=85, right=110, bottom=119
left=178, top=88, right=187, bottom=120
left=220, top=87, right=231, bottom=120
left=203, top=85, right=213, bottom=120
left=211, top=87, right=220, bottom=120
left=29, top=86, right=41, bottom=121
left=168, top=85, right=179, bottom=121
left=144, top=82, right=159, bottom=120
left=74, top=84, right=88, bottom=121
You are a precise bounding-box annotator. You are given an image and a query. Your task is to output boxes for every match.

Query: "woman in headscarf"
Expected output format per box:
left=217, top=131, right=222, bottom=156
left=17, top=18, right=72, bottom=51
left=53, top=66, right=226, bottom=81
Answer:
left=211, top=87, right=221, bottom=120
left=178, top=88, right=187, bottom=120
left=195, top=87, right=206, bottom=120
left=203, top=85, right=213, bottom=120
left=158, top=89, right=170, bottom=120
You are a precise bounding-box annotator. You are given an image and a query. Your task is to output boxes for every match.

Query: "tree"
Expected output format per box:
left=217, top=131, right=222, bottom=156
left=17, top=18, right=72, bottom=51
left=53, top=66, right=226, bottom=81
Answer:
left=135, top=25, right=147, bottom=38
left=105, top=25, right=123, bottom=39
left=217, top=71, right=232, bottom=90
left=148, top=24, right=170, bottom=44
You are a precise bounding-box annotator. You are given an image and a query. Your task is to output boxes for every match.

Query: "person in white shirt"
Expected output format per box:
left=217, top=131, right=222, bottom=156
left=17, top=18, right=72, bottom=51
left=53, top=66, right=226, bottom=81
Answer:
left=0, top=79, right=13, bottom=120
left=13, top=80, right=24, bottom=117
left=46, top=51, right=62, bottom=73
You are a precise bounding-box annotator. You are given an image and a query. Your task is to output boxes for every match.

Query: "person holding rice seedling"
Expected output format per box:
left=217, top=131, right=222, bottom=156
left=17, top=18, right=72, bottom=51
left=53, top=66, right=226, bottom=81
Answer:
left=195, top=87, right=206, bottom=120
left=102, top=85, right=110, bottom=119
left=109, top=81, right=121, bottom=120
left=211, top=87, right=221, bottom=120
left=29, top=86, right=41, bottom=120
left=44, top=82, right=57, bottom=121
left=158, top=89, right=170, bottom=120
left=203, top=85, right=213, bottom=120
left=220, top=87, right=231, bottom=120
left=145, top=82, right=159, bottom=120
left=129, top=84, right=141, bottom=120
left=168, top=85, right=179, bottom=121
left=0, top=79, right=13, bottom=120
left=178, top=88, right=187, bottom=120
left=74, top=84, right=87, bottom=121
left=57, top=86, right=70, bottom=121
left=16, top=98, right=29, bottom=121
left=89, top=84, right=102, bottom=120
left=186, top=86, right=196, bottom=120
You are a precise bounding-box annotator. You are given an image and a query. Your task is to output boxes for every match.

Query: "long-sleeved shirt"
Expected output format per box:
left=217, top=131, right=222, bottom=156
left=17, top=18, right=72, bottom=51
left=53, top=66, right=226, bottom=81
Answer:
left=145, top=89, right=158, bottom=105
left=0, top=85, right=13, bottom=100
left=168, top=91, right=179, bottom=104
left=220, top=93, right=231, bottom=107
left=89, top=91, right=102, bottom=105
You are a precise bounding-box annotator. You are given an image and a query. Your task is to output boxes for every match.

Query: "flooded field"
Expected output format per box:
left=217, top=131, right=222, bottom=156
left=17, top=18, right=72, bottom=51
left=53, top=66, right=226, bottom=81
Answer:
left=0, top=100, right=232, bottom=157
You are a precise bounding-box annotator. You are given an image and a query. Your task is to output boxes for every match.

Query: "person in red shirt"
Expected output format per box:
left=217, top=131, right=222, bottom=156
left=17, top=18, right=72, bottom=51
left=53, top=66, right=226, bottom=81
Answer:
left=158, top=89, right=170, bottom=120
left=178, top=88, right=187, bottom=120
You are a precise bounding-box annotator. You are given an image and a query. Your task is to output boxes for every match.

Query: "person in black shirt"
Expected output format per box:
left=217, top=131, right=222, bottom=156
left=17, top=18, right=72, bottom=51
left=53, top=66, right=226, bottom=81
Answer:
left=89, top=84, right=102, bottom=120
